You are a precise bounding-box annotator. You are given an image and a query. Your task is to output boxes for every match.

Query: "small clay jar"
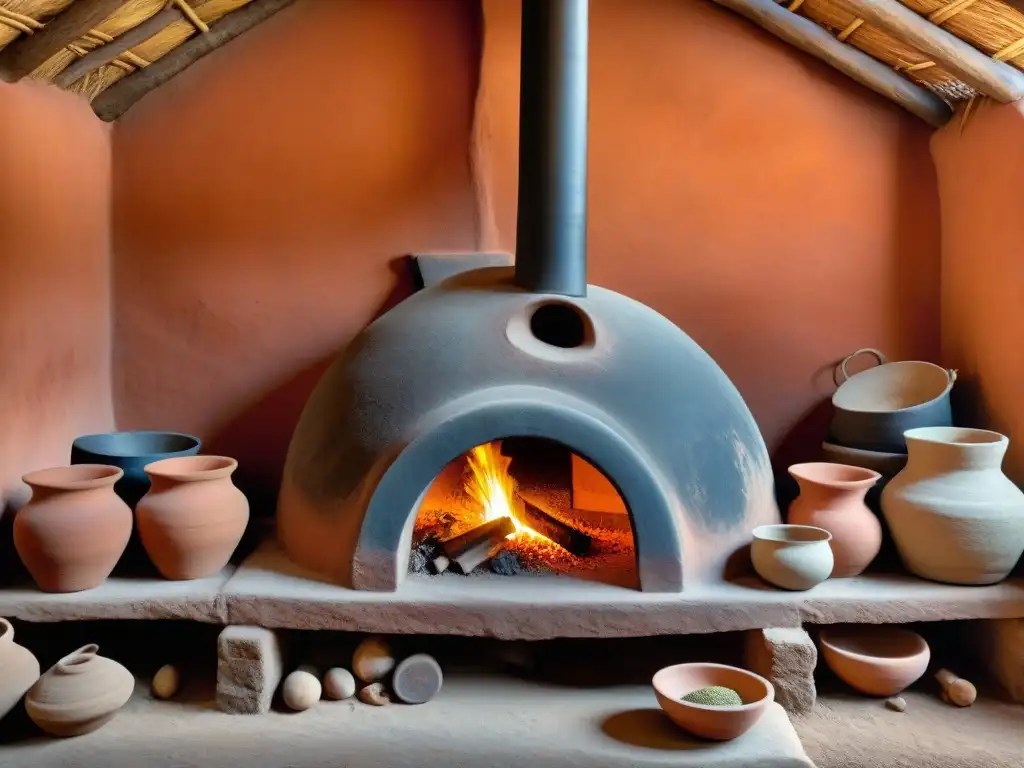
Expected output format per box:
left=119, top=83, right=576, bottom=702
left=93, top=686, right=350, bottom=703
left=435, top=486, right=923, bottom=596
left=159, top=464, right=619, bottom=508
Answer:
left=0, top=617, right=40, bottom=721
left=26, top=644, right=134, bottom=737
left=14, top=465, right=133, bottom=593
left=136, top=456, right=249, bottom=580
left=787, top=462, right=882, bottom=578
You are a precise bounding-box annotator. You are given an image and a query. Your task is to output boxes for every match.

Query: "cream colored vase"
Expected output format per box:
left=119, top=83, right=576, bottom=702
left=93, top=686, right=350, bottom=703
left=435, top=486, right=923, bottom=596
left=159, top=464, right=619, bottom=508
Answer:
left=881, top=427, right=1024, bottom=585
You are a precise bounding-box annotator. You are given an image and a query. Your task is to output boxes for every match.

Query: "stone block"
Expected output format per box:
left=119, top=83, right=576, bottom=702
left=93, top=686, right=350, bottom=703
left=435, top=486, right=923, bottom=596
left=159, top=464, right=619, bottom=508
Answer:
left=745, top=627, right=817, bottom=715
left=216, top=625, right=286, bottom=714
left=973, top=618, right=1024, bottom=702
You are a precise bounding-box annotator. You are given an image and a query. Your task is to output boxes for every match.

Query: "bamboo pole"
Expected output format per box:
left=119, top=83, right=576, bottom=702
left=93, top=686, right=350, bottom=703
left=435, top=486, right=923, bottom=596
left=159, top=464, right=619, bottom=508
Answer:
left=841, top=0, right=1024, bottom=102
left=709, top=0, right=953, bottom=126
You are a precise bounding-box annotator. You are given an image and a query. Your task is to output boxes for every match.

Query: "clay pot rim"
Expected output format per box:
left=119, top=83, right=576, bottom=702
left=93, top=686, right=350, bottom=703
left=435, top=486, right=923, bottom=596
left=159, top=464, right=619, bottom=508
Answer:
left=72, top=430, right=201, bottom=458
left=752, top=524, right=832, bottom=545
left=0, top=617, right=12, bottom=645
left=652, top=662, right=773, bottom=712
left=55, top=644, right=100, bottom=674
left=904, top=426, right=1007, bottom=448
left=144, top=455, right=238, bottom=481
left=789, top=462, right=881, bottom=488
left=819, top=627, right=929, bottom=664
left=832, top=360, right=955, bottom=413
left=22, top=464, right=124, bottom=491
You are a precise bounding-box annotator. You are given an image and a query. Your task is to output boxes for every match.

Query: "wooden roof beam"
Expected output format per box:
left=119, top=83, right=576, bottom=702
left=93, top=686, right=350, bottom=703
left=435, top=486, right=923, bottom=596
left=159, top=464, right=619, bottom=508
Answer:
left=841, top=0, right=1024, bottom=102
left=53, top=5, right=182, bottom=88
left=0, top=0, right=127, bottom=83
left=92, top=0, right=294, bottom=121
left=709, top=0, right=953, bottom=127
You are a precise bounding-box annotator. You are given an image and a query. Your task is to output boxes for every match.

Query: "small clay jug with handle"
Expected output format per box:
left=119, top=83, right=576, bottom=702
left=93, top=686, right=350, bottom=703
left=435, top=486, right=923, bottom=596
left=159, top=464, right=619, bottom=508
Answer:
left=136, top=455, right=249, bottom=580
left=14, top=465, right=133, bottom=593
left=787, top=462, right=882, bottom=577
left=25, top=644, right=134, bottom=737
left=0, top=617, right=40, bottom=721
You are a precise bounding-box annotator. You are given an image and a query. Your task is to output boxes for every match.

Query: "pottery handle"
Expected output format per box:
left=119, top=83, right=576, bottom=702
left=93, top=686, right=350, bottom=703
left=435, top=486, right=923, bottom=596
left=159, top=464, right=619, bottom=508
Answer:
left=835, top=348, right=888, bottom=386
left=55, top=644, right=99, bottom=673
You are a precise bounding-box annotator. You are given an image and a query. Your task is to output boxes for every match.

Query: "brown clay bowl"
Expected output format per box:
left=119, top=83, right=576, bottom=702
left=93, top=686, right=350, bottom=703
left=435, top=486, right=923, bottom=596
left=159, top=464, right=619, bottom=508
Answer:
left=652, top=662, right=774, bottom=741
left=819, top=626, right=930, bottom=696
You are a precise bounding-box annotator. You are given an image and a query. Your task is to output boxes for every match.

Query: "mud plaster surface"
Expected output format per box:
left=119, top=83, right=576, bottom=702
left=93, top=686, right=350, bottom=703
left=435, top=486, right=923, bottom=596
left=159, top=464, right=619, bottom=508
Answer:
left=0, top=675, right=811, bottom=768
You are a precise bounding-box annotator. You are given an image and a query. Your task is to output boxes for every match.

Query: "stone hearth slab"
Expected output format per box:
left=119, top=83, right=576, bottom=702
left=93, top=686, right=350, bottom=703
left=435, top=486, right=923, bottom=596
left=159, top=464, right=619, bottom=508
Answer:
left=221, top=541, right=1024, bottom=639
left=0, top=569, right=231, bottom=623
left=0, top=677, right=813, bottom=768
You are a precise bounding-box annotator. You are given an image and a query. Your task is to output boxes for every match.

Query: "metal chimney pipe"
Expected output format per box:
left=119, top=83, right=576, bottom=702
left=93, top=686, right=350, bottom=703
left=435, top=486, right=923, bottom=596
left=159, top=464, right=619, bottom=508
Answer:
left=514, top=0, right=589, bottom=297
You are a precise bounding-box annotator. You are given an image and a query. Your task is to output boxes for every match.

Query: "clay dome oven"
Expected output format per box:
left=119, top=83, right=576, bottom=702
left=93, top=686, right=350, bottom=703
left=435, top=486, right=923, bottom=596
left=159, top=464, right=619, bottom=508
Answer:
left=276, top=0, right=779, bottom=592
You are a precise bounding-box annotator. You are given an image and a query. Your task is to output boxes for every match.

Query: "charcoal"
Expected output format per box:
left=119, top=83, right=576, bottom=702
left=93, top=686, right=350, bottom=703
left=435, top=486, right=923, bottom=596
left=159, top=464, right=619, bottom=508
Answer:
left=409, top=538, right=442, bottom=574
left=490, top=550, right=523, bottom=576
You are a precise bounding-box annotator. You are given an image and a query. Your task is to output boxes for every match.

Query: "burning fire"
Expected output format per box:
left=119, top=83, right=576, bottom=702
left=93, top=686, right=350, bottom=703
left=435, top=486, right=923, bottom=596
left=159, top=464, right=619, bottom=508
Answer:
left=464, top=442, right=540, bottom=538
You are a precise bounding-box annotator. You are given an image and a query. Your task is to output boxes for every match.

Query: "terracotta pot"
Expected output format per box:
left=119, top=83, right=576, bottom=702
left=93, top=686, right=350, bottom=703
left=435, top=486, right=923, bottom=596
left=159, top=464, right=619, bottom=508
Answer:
left=14, top=465, right=133, bottom=593
left=136, top=456, right=249, bottom=580
left=652, top=662, right=773, bottom=741
left=750, top=524, right=834, bottom=591
left=0, top=618, right=40, bottom=721
left=787, top=462, right=882, bottom=578
left=830, top=348, right=956, bottom=453
left=26, top=644, right=134, bottom=737
left=881, top=427, right=1024, bottom=585
left=819, top=627, right=930, bottom=697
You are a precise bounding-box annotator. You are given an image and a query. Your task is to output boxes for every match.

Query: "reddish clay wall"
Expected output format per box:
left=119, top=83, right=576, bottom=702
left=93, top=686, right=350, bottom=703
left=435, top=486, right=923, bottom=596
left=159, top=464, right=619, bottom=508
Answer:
left=477, top=0, right=941, bottom=464
left=0, top=83, right=114, bottom=513
left=0, top=0, right=943, bottom=516
left=111, top=0, right=482, bottom=506
left=932, top=100, right=1024, bottom=481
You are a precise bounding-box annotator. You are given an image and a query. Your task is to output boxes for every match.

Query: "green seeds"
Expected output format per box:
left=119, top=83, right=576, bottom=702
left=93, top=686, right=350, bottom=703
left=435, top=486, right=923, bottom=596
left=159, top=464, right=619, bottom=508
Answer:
left=681, top=685, right=743, bottom=706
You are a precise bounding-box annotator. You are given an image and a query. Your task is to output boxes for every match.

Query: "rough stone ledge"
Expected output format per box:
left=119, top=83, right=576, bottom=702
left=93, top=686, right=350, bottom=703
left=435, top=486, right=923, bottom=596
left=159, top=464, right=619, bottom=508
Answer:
left=0, top=569, right=232, bottom=624
left=0, top=677, right=814, bottom=768
left=745, top=628, right=817, bottom=715
left=219, top=541, right=1024, bottom=639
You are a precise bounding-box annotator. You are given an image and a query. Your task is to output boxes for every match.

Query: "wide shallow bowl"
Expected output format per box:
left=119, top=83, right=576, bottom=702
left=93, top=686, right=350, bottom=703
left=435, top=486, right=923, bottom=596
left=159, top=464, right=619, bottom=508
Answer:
left=71, top=431, right=201, bottom=506
left=751, top=524, right=834, bottom=591
left=652, top=662, right=774, bottom=741
left=819, top=626, right=930, bottom=696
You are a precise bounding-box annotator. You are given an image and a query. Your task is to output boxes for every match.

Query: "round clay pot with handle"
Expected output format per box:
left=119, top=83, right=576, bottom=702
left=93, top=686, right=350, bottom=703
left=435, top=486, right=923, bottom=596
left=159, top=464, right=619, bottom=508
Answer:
left=830, top=348, right=957, bottom=453
left=14, top=465, right=133, bottom=593
left=787, top=462, right=882, bottom=577
left=136, top=456, right=249, bottom=580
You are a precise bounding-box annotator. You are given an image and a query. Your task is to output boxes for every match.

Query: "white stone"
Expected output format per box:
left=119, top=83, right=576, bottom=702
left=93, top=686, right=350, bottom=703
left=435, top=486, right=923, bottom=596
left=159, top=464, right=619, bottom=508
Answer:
left=283, top=670, right=321, bottom=711
left=0, top=675, right=814, bottom=767
left=323, top=668, right=356, bottom=700
left=219, top=540, right=1024, bottom=640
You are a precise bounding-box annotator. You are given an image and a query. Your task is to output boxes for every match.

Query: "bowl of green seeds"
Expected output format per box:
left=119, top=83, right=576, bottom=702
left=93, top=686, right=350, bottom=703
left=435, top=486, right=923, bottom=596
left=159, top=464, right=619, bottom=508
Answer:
left=652, top=662, right=774, bottom=741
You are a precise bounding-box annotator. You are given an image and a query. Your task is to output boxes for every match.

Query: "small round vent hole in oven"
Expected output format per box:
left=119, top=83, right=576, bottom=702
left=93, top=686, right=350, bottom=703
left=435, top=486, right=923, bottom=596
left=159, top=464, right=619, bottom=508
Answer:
left=529, top=302, right=590, bottom=349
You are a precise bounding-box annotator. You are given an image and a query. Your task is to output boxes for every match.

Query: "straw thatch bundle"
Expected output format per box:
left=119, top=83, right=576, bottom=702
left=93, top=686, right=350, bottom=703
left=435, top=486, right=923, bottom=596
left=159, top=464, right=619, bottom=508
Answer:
left=0, top=0, right=71, bottom=50
left=787, top=0, right=977, bottom=101
left=65, top=0, right=250, bottom=101
left=899, top=0, right=1024, bottom=68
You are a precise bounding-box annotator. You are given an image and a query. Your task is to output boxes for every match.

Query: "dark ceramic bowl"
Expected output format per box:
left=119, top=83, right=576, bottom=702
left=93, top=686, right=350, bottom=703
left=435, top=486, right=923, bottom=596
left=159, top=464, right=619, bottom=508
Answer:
left=70, top=431, right=201, bottom=507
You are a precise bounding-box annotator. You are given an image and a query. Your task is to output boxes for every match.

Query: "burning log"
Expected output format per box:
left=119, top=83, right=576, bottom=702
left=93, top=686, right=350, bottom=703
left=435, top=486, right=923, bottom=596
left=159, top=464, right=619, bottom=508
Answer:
left=519, top=497, right=592, bottom=556
left=432, top=516, right=516, bottom=574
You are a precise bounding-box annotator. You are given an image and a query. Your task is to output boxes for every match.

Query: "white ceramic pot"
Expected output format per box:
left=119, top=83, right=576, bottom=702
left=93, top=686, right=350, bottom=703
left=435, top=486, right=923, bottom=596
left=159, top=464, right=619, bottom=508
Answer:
left=751, top=524, right=834, bottom=591
left=881, top=427, right=1024, bottom=585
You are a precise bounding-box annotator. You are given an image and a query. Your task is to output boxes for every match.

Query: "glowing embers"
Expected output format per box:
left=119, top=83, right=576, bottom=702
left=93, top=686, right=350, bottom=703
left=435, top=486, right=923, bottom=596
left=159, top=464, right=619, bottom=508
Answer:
left=410, top=439, right=637, bottom=586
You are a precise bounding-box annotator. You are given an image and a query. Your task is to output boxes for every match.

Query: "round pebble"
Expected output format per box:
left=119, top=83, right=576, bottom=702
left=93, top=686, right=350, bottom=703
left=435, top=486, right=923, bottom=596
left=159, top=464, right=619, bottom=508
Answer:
left=324, top=667, right=357, bottom=701
left=283, top=670, right=322, bottom=711
left=151, top=664, right=180, bottom=700
left=885, top=696, right=907, bottom=712
left=358, top=682, right=391, bottom=706
left=353, top=636, right=395, bottom=682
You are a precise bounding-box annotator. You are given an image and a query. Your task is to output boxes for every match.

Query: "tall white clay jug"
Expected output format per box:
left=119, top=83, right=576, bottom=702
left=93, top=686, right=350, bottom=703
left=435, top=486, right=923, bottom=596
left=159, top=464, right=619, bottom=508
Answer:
left=881, top=427, right=1024, bottom=585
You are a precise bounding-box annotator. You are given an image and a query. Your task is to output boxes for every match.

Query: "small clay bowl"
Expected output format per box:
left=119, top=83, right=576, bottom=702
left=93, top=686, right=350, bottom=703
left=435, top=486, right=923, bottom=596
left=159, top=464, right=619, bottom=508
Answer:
left=751, top=524, right=834, bottom=591
left=652, top=662, right=774, bottom=741
left=819, top=626, right=930, bottom=696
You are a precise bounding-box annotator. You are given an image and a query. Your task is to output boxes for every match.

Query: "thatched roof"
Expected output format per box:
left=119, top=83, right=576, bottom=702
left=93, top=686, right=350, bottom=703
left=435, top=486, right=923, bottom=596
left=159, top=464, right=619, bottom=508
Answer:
left=1, top=0, right=1022, bottom=125
left=710, top=0, right=1024, bottom=126
left=0, top=0, right=292, bottom=120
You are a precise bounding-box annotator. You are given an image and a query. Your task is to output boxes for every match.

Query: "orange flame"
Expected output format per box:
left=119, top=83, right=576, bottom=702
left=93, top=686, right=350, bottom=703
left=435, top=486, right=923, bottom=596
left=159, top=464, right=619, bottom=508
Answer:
left=464, top=442, right=540, bottom=538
